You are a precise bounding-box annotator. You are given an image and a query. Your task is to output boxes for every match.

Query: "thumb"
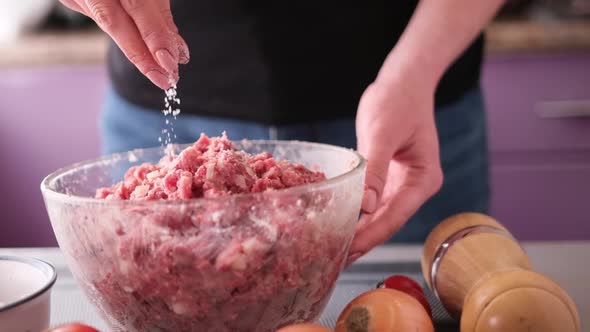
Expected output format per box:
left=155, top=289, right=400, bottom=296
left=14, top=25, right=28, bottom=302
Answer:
left=360, top=142, right=392, bottom=214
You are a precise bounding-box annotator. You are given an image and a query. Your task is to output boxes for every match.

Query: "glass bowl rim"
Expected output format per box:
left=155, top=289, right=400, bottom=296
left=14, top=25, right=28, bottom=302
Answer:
left=40, top=139, right=366, bottom=207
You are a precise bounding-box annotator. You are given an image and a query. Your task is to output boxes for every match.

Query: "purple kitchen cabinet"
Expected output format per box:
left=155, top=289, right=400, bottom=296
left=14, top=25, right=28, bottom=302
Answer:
left=481, top=51, right=590, bottom=241
left=0, top=66, right=106, bottom=247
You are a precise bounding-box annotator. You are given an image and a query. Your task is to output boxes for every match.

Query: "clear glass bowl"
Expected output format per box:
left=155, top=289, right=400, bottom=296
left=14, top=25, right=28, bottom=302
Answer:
left=41, top=140, right=365, bottom=332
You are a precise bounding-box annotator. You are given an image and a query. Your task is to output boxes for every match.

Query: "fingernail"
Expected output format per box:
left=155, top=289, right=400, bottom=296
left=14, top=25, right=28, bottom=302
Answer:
left=146, top=70, right=171, bottom=90
left=178, top=40, right=190, bottom=64
left=362, top=189, right=378, bottom=214
left=155, top=49, right=179, bottom=74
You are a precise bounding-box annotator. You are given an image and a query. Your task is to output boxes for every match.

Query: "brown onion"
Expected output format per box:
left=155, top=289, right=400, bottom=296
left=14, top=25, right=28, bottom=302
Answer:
left=335, top=288, right=434, bottom=332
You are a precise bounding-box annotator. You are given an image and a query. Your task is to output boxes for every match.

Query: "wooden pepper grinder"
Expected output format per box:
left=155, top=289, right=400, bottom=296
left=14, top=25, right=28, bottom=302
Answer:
left=421, top=212, right=580, bottom=332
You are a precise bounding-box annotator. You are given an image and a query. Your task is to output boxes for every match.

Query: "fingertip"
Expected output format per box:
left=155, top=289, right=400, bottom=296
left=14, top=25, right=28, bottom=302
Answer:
left=345, top=252, right=362, bottom=268
left=146, top=70, right=172, bottom=90
left=168, top=70, right=179, bottom=87
left=361, top=188, right=378, bottom=214
left=178, top=37, right=190, bottom=64
left=362, top=150, right=390, bottom=211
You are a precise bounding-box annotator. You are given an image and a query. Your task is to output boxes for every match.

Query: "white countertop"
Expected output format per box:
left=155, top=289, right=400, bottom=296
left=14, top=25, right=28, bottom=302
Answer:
left=1, top=242, right=588, bottom=330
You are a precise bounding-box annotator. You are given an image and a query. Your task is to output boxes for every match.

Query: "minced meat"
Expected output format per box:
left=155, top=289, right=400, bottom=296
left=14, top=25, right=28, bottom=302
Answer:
left=85, top=134, right=350, bottom=332
left=96, top=133, right=326, bottom=200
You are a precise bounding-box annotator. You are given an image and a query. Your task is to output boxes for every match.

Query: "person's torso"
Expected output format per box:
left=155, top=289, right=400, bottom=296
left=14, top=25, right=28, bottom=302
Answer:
left=108, top=0, right=484, bottom=125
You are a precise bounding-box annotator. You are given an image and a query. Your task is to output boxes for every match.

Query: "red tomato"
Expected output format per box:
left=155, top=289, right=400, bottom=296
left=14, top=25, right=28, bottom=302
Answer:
left=44, top=323, right=99, bottom=332
left=377, top=275, right=432, bottom=318
left=379, top=275, right=423, bottom=292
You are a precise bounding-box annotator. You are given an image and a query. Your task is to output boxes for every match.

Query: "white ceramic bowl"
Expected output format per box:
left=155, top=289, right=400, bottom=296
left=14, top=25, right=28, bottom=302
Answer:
left=0, top=0, right=56, bottom=44
left=0, top=256, right=57, bottom=332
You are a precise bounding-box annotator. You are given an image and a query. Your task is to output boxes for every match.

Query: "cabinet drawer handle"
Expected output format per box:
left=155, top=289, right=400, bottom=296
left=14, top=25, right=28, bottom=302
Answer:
left=536, top=100, right=590, bottom=118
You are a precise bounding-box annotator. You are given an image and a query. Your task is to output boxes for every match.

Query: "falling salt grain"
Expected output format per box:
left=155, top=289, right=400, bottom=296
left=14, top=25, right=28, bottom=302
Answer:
left=159, top=84, right=181, bottom=148
left=128, top=153, right=138, bottom=163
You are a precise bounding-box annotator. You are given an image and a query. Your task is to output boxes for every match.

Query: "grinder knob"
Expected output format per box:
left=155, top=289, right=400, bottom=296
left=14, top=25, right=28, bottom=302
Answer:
left=461, top=270, right=579, bottom=332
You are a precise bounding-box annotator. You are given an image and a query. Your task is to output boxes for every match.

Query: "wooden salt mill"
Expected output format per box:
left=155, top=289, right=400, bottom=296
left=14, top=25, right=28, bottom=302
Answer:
left=421, top=212, right=580, bottom=332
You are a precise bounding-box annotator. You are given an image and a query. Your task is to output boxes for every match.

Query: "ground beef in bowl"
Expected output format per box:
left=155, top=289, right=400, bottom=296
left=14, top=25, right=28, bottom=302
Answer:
left=84, top=134, right=351, bottom=331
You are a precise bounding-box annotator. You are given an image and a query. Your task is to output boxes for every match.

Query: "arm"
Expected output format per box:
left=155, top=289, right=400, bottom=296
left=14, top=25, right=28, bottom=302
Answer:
left=348, top=0, right=505, bottom=262
left=378, top=0, right=505, bottom=89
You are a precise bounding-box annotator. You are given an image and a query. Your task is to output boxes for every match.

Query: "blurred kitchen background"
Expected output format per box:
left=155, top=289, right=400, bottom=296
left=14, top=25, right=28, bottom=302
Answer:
left=0, top=0, right=589, bottom=247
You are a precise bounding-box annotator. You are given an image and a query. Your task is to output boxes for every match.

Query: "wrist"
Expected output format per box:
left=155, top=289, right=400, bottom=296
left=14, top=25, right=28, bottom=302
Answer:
left=374, top=48, right=442, bottom=94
